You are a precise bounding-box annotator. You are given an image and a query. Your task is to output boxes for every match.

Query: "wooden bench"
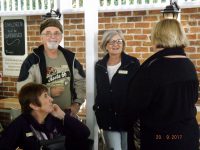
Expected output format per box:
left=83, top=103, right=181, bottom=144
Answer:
left=0, top=97, right=86, bottom=122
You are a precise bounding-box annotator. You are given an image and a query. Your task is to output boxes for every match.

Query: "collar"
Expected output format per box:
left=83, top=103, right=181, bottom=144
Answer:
left=152, top=47, right=186, bottom=58
left=142, top=47, right=186, bottom=68
left=22, top=113, right=55, bottom=131
left=98, top=52, right=133, bottom=67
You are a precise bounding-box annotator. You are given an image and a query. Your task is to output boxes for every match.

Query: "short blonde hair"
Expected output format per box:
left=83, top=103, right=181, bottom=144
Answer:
left=151, top=19, right=188, bottom=48
left=100, top=30, right=125, bottom=51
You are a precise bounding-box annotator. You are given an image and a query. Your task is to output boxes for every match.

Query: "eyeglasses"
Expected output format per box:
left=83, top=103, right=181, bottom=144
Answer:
left=41, top=31, right=62, bottom=38
left=108, top=39, right=123, bottom=46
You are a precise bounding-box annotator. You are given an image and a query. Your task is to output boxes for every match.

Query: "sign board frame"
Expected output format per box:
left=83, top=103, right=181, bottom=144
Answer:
left=1, top=16, right=28, bottom=76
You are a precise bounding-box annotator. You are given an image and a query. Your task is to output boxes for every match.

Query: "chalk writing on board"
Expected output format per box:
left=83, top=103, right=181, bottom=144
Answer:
left=4, top=19, right=25, bottom=55
left=6, top=39, right=20, bottom=46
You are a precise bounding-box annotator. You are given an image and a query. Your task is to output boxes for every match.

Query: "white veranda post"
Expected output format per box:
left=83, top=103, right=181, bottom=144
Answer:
left=84, top=0, right=99, bottom=149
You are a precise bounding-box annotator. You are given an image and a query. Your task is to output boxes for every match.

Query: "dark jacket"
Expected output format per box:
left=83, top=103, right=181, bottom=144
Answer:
left=17, top=45, right=86, bottom=104
left=0, top=112, right=90, bottom=150
left=128, top=48, right=199, bottom=150
left=93, top=52, right=140, bottom=131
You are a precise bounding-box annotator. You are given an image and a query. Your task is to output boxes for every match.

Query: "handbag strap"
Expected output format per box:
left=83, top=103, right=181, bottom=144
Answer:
left=30, top=125, right=48, bottom=141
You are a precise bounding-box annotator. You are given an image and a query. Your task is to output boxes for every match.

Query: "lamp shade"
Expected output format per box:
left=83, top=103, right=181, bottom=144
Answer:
left=42, top=9, right=61, bottom=20
left=161, top=1, right=180, bottom=19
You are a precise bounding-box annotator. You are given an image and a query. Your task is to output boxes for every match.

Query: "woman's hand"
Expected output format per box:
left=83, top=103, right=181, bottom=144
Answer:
left=51, top=104, right=65, bottom=120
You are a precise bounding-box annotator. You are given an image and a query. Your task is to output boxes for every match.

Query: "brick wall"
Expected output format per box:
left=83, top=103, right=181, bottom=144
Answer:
left=0, top=8, right=199, bottom=101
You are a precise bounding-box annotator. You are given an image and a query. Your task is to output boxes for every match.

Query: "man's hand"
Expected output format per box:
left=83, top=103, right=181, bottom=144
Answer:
left=50, top=86, right=64, bottom=97
left=70, top=103, right=80, bottom=117
left=51, top=104, right=65, bottom=120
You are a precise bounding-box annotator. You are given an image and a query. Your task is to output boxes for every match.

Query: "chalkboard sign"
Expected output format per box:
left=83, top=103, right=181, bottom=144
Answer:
left=3, top=19, right=25, bottom=55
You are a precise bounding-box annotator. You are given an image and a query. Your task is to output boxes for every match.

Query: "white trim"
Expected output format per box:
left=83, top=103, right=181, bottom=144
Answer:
left=84, top=0, right=99, bottom=149
left=0, top=10, right=49, bottom=17
left=0, top=0, right=199, bottom=16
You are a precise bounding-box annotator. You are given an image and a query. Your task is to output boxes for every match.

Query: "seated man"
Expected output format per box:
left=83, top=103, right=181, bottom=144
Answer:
left=0, top=83, right=90, bottom=150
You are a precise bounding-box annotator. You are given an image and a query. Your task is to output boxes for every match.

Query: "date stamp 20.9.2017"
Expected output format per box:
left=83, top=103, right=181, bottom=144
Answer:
left=155, top=134, right=183, bottom=141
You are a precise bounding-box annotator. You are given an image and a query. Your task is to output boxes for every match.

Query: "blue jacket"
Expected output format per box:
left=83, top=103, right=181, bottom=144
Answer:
left=93, top=52, right=140, bottom=131
left=0, top=112, right=90, bottom=150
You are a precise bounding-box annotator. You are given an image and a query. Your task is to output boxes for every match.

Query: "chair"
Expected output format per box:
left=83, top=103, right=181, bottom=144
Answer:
left=0, top=108, right=21, bottom=128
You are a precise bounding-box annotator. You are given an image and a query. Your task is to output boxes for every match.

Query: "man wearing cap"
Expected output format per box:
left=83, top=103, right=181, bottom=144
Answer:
left=17, top=18, right=86, bottom=116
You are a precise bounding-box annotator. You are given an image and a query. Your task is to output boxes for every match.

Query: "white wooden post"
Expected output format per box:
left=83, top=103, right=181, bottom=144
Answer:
left=18, top=0, right=21, bottom=11
left=5, top=0, right=8, bottom=11
left=35, top=0, right=39, bottom=10
left=41, top=0, right=44, bottom=10
left=56, top=0, right=64, bottom=47
left=30, top=0, right=33, bottom=10
left=47, top=0, right=51, bottom=10
left=12, top=0, right=15, bottom=11
left=84, top=0, right=99, bottom=149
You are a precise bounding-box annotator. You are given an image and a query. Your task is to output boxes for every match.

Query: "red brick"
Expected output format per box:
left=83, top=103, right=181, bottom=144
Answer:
left=185, top=47, right=196, bottom=53
left=99, top=24, right=105, bottom=29
left=182, top=8, right=198, bottom=13
left=76, top=24, right=85, bottom=30
left=134, top=35, right=148, bottom=40
left=190, top=41, right=200, bottom=46
left=99, top=18, right=111, bottom=23
left=77, top=36, right=85, bottom=41
left=135, top=47, right=149, bottom=52
left=187, top=34, right=197, bottom=40
left=127, top=29, right=142, bottom=34
left=135, top=23, right=150, bottom=28
left=124, top=35, right=133, bottom=41
left=103, top=12, right=116, bottom=17
left=64, top=25, right=76, bottom=30
left=133, top=11, right=146, bottom=16
left=127, top=17, right=142, bottom=22
left=105, top=24, right=119, bottom=29
left=190, top=27, right=200, bottom=33
left=70, top=41, right=84, bottom=47
left=118, top=11, right=132, bottom=16
left=181, top=15, right=189, bottom=21
left=112, top=17, right=126, bottom=23
left=71, top=19, right=83, bottom=24
left=65, top=36, right=76, bottom=41
left=127, top=41, right=142, bottom=46
left=120, top=23, right=135, bottom=29
left=143, top=16, right=158, bottom=22
left=69, top=30, right=84, bottom=35
left=188, top=54, right=200, bottom=59
left=143, top=29, right=151, bottom=34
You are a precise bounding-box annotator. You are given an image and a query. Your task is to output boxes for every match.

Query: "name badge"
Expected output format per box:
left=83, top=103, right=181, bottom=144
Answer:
left=118, top=70, right=128, bottom=74
left=26, top=132, right=33, bottom=137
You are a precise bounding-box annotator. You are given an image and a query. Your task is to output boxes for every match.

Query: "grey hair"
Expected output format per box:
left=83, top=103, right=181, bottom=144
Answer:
left=151, top=19, right=188, bottom=48
left=100, top=30, right=125, bottom=51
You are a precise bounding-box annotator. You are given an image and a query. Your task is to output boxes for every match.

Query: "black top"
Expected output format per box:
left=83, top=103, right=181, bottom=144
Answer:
left=0, top=112, right=90, bottom=150
left=94, top=52, right=140, bottom=131
left=128, top=47, right=199, bottom=150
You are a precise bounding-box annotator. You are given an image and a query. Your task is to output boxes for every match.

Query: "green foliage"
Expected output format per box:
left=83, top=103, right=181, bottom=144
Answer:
left=72, top=0, right=83, bottom=8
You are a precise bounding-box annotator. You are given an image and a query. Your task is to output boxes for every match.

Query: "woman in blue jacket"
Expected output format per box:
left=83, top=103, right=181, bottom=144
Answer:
left=93, top=30, right=140, bottom=150
left=0, top=83, right=90, bottom=150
